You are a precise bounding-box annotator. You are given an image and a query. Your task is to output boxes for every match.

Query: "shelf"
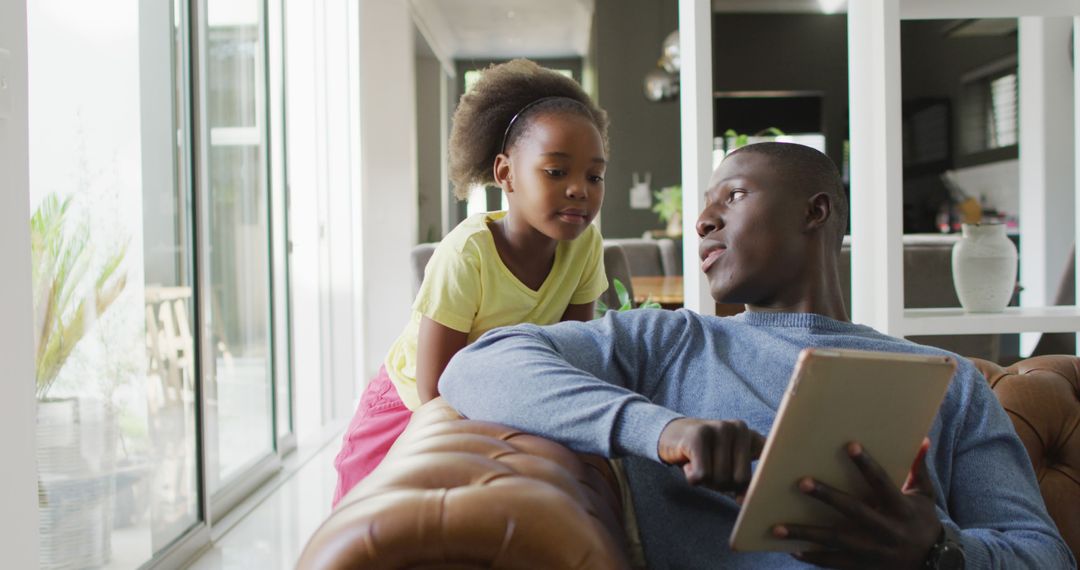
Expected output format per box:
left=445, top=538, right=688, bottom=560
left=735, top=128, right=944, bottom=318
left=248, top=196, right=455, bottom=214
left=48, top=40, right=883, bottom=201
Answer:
left=899, top=307, right=1080, bottom=336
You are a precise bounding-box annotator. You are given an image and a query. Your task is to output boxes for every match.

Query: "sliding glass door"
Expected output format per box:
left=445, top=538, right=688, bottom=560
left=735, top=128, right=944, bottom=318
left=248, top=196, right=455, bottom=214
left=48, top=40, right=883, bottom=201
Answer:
left=28, top=0, right=202, bottom=566
left=196, top=0, right=278, bottom=504
left=27, top=0, right=294, bottom=566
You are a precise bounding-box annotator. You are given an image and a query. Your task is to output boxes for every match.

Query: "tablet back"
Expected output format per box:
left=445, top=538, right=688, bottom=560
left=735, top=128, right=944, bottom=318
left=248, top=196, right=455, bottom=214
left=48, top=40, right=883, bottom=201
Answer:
left=729, top=348, right=956, bottom=552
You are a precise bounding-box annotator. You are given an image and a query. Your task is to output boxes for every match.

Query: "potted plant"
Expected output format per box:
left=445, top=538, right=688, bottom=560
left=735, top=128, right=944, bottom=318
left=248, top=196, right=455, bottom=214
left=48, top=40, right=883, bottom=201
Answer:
left=652, top=185, right=683, bottom=237
left=32, top=193, right=128, bottom=569
left=721, top=127, right=785, bottom=153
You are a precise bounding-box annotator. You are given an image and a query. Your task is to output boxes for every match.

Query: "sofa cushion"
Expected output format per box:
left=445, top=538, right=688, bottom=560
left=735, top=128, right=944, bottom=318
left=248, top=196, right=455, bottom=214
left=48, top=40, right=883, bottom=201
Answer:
left=298, top=398, right=630, bottom=569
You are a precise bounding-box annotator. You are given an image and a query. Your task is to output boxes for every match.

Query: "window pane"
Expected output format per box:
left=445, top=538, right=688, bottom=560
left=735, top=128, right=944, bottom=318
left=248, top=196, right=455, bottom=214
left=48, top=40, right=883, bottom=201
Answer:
left=202, top=0, right=276, bottom=491
left=989, top=73, right=1017, bottom=148
left=466, top=185, right=488, bottom=217
left=29, top=0, right=199, bottom=567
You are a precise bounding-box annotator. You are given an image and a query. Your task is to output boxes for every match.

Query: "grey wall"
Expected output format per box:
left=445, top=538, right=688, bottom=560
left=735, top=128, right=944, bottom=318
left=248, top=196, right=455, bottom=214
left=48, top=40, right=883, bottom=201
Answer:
left=416, top=54, right=443, bottom=242
left=593, top=10, right=849, bottom=239
left=593, top=0, right=681, bottom=238
left=901, top=22, right=1017, bottom=100
left=900, top=20, right=1018, bottom=166
left=712, top=13, right=849, bottom=168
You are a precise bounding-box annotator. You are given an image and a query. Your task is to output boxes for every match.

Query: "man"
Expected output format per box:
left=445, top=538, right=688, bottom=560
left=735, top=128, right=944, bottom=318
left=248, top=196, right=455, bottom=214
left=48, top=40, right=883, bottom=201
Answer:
left=439, top=143, right=1075, bottom=569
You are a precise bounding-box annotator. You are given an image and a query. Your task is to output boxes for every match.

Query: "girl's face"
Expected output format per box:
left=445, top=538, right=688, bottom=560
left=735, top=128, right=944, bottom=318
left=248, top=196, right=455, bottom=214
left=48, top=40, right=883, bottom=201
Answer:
left=496, top=112, right=606, bottom=241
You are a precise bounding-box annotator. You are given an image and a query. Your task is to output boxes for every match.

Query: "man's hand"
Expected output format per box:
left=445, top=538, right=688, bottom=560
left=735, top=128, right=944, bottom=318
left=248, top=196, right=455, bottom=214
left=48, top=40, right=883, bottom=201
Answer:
left=657, top=418, right=766, bottom=494
left=773, top=438, right=944, bottom=569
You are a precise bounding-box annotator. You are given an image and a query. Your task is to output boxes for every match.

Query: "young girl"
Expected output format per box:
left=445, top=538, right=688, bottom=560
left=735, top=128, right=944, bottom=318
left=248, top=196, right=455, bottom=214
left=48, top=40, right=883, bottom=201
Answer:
left=332, top=59, right=611, bottom=505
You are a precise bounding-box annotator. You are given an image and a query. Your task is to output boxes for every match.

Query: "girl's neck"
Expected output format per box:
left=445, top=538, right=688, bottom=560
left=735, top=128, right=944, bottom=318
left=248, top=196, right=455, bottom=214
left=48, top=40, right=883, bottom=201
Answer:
left=492, top=210, right=558, bottom=260
left=487, top=211, right=559, bottom=292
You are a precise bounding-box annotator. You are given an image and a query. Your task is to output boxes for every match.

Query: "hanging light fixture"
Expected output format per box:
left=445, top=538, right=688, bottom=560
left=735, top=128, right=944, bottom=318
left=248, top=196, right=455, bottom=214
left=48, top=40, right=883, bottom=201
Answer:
left=659, top=30, right=680, bottom=73
left=644, top=30, right=680, bottom=102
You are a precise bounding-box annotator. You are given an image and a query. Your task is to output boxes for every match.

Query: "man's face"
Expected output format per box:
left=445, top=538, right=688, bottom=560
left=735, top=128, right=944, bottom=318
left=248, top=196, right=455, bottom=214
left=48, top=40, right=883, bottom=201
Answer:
left=696, top=151, right=809, bottom=306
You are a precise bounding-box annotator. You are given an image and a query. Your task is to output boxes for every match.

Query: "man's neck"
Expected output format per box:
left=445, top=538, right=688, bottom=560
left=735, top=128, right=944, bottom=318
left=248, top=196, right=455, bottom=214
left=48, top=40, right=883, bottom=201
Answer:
left=744, top=254, right=849, bottom=321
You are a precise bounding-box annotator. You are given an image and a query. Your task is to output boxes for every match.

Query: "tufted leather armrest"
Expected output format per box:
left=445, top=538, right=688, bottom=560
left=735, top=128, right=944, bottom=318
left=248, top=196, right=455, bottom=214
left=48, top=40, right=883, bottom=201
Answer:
left=970, top=355, right=1080, bottom=559
left=297, top=397, right=631, bottom=569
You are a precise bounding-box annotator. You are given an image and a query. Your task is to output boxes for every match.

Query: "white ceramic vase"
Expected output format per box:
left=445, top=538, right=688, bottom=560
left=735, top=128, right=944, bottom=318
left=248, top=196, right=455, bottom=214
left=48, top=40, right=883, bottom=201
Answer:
left=951, top=223, right=1017, bottom=313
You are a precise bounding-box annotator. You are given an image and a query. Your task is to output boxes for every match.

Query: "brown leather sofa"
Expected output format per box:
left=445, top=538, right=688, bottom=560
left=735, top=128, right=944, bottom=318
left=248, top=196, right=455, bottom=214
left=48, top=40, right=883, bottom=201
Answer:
left=298, top=355, right=1080, bottom=568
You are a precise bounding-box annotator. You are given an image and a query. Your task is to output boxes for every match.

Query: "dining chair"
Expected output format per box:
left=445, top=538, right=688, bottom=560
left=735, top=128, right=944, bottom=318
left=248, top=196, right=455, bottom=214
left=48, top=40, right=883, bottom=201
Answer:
left=411, top=243, right=439, bottom=295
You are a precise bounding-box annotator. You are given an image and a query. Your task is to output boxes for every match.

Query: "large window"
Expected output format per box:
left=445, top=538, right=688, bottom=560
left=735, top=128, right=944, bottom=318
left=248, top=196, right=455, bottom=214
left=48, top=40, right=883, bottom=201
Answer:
left=959, top=58, right=1019, bottom=156
left=28, top=0, right=292, bottom=566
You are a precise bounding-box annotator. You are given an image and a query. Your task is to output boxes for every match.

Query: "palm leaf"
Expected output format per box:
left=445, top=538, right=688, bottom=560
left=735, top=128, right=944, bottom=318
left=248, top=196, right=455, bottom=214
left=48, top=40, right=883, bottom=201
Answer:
left=30, top=193, right=128, bottom=397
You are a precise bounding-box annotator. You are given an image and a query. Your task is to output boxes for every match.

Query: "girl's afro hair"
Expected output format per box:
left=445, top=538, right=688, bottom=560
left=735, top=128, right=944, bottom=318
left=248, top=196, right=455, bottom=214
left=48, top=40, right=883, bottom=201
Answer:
left=448, top=59, right=609, bottom=199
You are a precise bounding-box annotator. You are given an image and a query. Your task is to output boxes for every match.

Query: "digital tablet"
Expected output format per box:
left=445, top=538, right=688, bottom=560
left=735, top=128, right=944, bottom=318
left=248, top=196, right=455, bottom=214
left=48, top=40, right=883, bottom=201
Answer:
left=729, top=348, right=956, bottom=552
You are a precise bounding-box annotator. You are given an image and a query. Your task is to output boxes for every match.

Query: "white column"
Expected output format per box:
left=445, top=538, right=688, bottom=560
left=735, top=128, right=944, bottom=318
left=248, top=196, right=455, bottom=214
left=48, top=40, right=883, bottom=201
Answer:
left=848, top=0, right=905, bottom=334
left=357, top=0, right=418, bottom=380
left=283, top=0, right=328, bottom=439
left=1019, top=17, right=1075, bottom=355
left=1075, top=16, right=1080, bottom=356
left=678, top=0, right=715, bottom=315
left=0, top=0, right=40, bottom=565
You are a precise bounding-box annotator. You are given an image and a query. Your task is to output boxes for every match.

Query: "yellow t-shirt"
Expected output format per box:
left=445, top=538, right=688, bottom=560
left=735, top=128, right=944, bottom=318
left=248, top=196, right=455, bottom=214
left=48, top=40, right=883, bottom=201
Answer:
left=385, top=211, right=608, bottom=410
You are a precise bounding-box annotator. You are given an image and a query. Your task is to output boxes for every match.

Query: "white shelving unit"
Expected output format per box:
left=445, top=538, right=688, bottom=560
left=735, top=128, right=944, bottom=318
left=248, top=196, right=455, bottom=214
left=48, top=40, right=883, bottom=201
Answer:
left=848, top=0, right=1080, bottom=351
left=901, top=307, right=1080, bottom=336
left=679, top=0, right=716, bottom=316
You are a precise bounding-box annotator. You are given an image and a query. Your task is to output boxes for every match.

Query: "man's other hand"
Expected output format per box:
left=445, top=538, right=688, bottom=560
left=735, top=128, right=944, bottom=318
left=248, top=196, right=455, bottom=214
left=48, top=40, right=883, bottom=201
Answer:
left=774, top=438, right=943, bottom=569
left=657, top=418, right=766, bottom=494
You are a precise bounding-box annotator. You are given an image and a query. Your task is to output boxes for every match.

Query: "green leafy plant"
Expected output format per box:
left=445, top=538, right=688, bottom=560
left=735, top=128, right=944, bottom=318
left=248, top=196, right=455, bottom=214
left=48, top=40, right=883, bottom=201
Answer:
left=723, top=127, right=785, bottom=149
left=651, top=185, right=682, bottom=227
left=595, top=278, right=662, bottom=318
left=31, top=193, right=128, bottom=398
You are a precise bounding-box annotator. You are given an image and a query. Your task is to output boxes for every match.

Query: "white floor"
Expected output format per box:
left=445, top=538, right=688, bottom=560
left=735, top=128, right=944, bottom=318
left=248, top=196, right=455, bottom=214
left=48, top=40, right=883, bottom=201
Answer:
left=185, top=440, right=339, bottom=569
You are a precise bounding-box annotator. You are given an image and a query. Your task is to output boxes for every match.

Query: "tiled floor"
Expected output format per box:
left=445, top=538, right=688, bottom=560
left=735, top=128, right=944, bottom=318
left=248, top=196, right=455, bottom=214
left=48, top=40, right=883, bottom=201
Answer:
left=185, top=441, right=339, bottom=569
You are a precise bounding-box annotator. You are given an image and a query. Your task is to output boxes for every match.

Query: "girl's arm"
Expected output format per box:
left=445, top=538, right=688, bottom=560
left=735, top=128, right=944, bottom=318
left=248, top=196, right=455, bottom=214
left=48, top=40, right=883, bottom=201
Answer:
left=415, top=316, right=469, bottom=404
left=561, top=301, right=595, bottom=322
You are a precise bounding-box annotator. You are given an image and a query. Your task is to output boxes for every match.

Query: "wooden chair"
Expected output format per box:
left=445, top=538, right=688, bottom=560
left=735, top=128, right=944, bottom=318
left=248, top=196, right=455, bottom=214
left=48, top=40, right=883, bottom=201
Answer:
left=144, top=286, right=195, bottom=408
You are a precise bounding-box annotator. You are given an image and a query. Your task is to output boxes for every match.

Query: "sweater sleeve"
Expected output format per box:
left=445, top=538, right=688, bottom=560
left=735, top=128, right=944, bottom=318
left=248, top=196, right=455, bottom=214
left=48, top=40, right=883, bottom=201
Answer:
left=937, top=362, right=1076, bottom=569
left=439, top=310, right=686, bottom=462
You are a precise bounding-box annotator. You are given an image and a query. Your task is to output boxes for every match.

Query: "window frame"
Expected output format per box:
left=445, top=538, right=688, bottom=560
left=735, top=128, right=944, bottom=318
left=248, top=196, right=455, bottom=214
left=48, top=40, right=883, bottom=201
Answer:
left=955, top=54, right=1019, bottom=168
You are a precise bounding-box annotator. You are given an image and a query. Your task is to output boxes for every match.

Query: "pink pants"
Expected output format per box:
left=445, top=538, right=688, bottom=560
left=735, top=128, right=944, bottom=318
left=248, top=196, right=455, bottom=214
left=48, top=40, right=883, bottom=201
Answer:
left=332, top=366, right=412, bottom=507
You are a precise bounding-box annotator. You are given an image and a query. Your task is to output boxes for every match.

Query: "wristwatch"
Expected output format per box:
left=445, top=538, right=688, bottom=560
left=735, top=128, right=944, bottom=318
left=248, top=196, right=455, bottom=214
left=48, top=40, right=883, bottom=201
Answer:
left=924, top=524, right=966, bottom=570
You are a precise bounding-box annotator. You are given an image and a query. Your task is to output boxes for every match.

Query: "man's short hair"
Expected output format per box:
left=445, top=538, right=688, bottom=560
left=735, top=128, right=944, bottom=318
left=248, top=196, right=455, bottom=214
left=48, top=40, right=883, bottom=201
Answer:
left=729, top=142, right=849, bottom=249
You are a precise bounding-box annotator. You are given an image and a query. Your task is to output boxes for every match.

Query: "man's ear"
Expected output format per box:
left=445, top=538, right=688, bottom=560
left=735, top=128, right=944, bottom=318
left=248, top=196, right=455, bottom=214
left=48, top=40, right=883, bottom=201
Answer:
left=805, top=192, right=832, bottom=232
left=493, top=153, right=513, bottom=192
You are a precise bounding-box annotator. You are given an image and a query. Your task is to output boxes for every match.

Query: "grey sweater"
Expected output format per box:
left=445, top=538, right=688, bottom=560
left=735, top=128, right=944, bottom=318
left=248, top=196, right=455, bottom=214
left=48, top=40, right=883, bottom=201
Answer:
left=440, top=309, right=1075, bottom=569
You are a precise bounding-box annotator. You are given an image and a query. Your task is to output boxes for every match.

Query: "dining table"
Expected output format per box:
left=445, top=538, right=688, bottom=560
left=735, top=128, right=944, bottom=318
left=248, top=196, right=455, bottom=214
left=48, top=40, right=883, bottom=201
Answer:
left=630, top=275, right=745, bottom=316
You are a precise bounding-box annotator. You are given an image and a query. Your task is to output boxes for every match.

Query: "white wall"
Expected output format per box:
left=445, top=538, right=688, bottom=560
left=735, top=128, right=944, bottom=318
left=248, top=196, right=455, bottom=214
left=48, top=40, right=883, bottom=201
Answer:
left=1019, top=17, right=1075, bottom=354
left=0, top=0, right=39, bottom=566
left=357, top=0, right=418, bottom=381
left=285, top=0, right=344, bottom=438
left=950, top=159, right=1019, bottom=219
left=286, top=0, right=417, bottom=428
